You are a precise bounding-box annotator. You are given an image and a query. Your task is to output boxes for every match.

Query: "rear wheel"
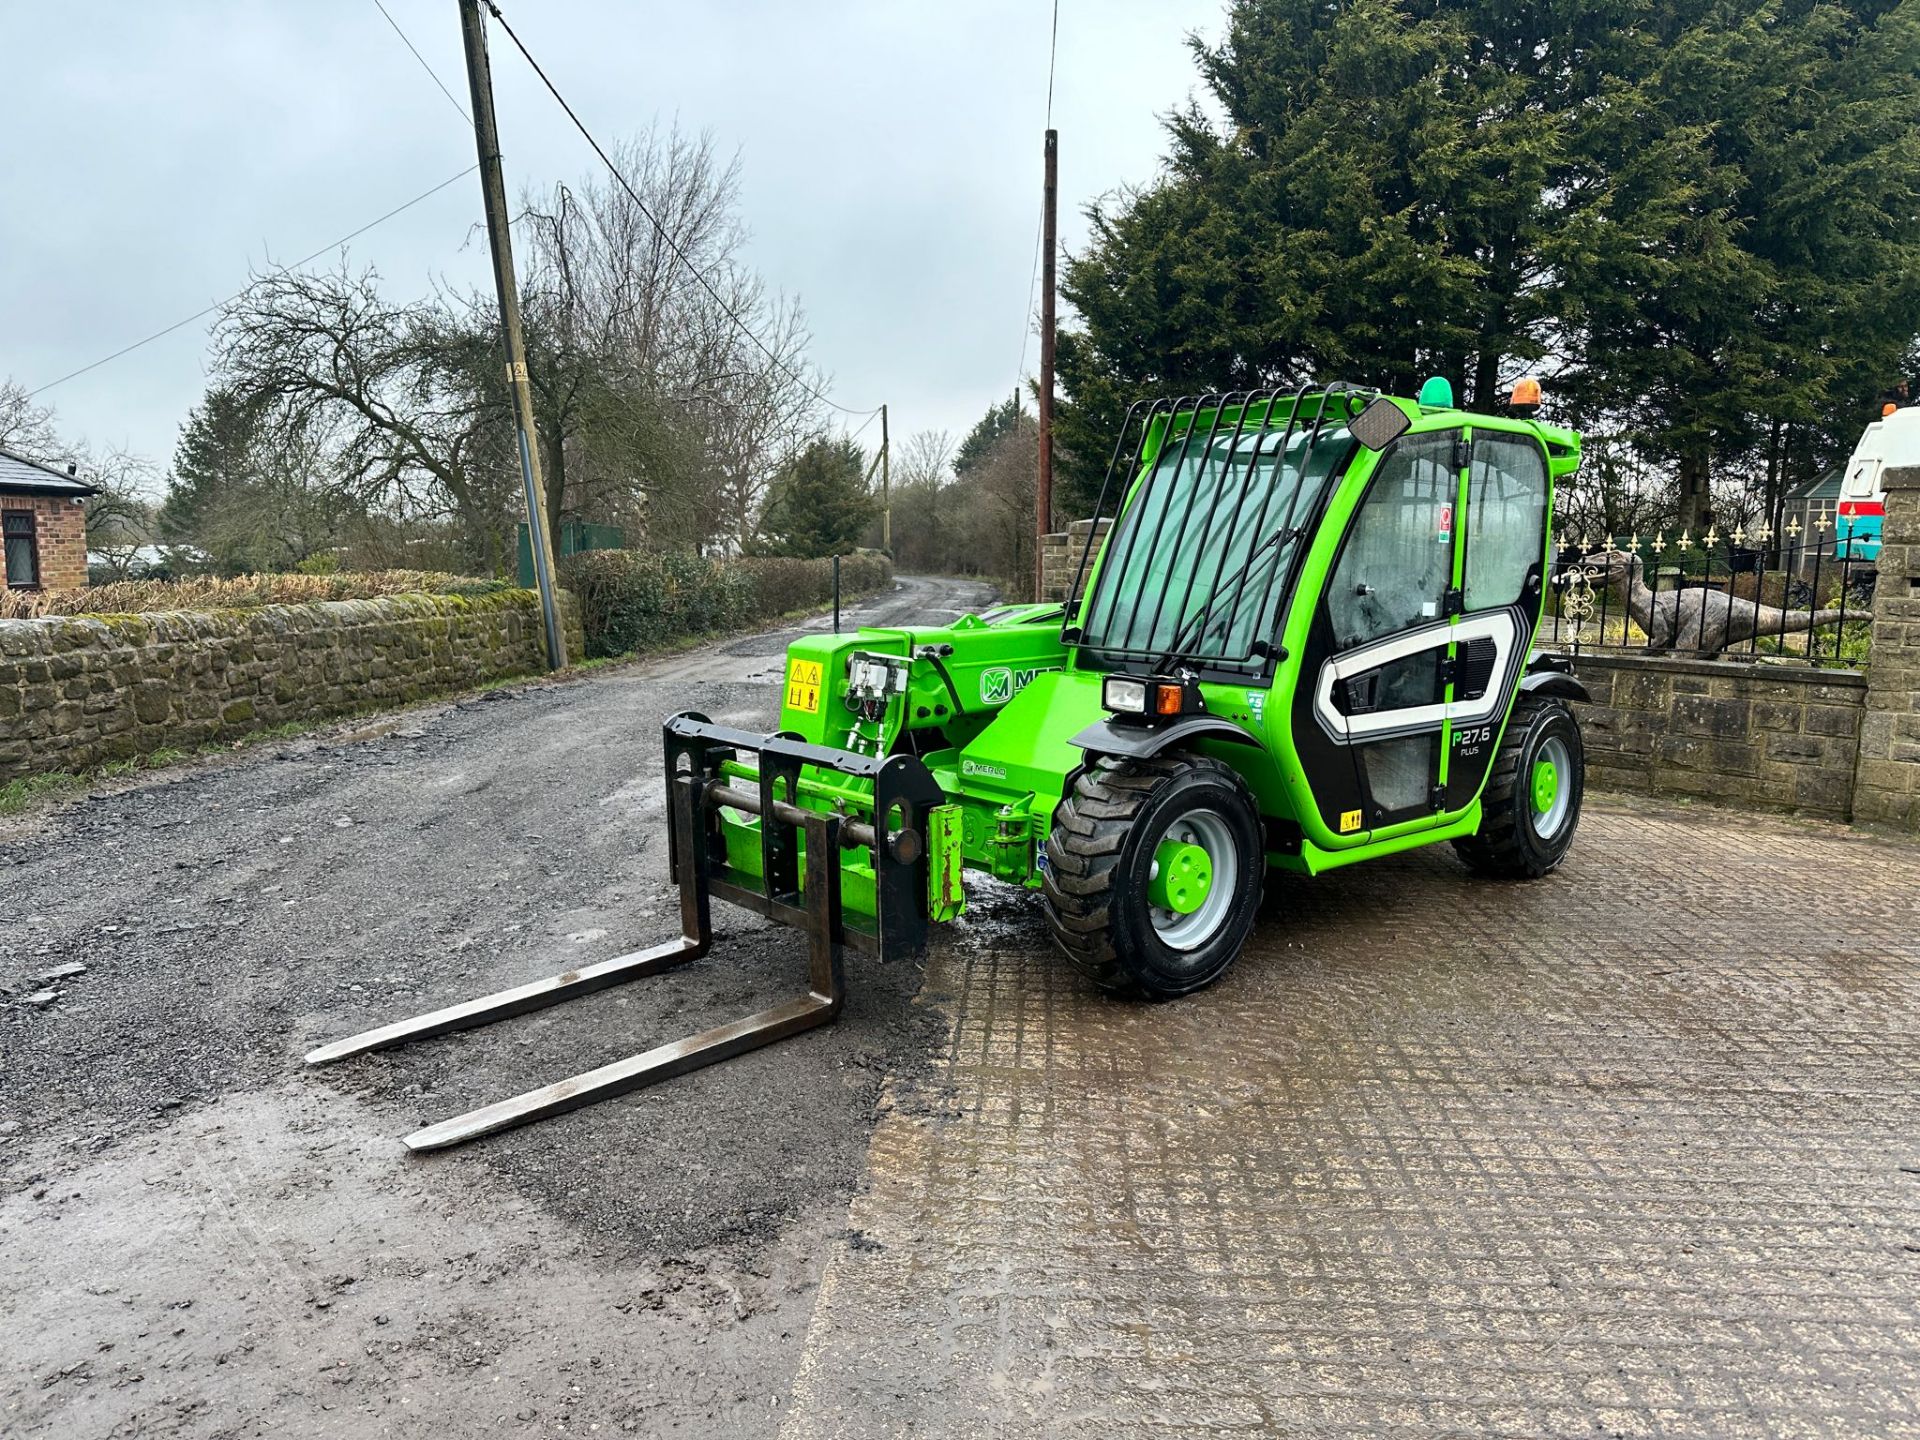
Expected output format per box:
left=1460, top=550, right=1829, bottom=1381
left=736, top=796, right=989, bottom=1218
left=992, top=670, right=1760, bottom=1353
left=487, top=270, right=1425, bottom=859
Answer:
left=1043, top=753, right=1264, bottom=998
left=1452, top=696, right=1584, bottom=879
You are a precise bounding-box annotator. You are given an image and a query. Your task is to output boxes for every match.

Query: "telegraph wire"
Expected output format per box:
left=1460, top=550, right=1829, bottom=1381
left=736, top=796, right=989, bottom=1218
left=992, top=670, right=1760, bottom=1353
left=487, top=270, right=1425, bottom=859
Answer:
left=1052, top=0, right=1067, bottom=126
left=1016, top=0, right=1062, bottom=393
left=25, top=167, right=479, bottom=400
left=372, top=0, right=471, bottom=122
left=481, top=1, right=882, bottom=419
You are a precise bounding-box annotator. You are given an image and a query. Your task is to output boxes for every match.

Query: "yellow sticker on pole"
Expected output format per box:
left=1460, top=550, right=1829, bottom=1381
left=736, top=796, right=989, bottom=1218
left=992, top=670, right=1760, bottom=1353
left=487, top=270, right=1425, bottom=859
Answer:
left=1339, top=809, right=1363, bottom=833
left=785, top=658, right=824, bottom=714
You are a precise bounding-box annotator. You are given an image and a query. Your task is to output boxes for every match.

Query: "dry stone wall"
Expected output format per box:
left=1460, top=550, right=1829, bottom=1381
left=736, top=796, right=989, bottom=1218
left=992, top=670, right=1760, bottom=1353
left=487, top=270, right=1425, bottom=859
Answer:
left=1570, top=653, right=1865, bottom=821
left=0, top=590, right=581, bottom=782
left=1039, top=519, right=1112, bottom=606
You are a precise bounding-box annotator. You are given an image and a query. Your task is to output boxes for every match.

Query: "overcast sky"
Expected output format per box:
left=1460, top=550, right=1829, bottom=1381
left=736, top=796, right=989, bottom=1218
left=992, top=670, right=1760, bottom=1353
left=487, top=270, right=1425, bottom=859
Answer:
left=3, top=1, right=1225, bottom=491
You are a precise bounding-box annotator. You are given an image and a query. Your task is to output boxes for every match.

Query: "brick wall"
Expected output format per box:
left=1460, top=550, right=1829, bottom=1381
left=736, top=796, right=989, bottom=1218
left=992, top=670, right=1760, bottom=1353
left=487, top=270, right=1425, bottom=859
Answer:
left=1852, top=464, right=1920, bottom=830
left=1568, top=652, right=1866, bottom=820
left=2, top=494, right=89, bottom=590
left=0, top=589, right=582, bottom=782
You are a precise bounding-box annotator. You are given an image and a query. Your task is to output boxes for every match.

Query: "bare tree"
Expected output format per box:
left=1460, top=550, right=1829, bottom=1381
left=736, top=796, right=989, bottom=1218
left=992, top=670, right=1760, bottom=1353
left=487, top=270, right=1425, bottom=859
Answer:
left=75, top=445, right=159, bottom=580
left=0, top=378, right=62, bottom=459
left=1553, top=427, right=1679, bottom=547
left=207, top=126, right=830, bottom=575
left=216, top=262, right=518, bottom=572
left=512, top=126, right=825, bottom=550
left=955, top=418, right=1039, bottom=598
left=888, top=429, right=956, bottom=573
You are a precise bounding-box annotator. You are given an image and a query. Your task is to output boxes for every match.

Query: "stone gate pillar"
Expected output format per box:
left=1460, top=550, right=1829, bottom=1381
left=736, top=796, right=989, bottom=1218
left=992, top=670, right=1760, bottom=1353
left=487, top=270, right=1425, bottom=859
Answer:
left=1852, top=464, right=1920, bottom=830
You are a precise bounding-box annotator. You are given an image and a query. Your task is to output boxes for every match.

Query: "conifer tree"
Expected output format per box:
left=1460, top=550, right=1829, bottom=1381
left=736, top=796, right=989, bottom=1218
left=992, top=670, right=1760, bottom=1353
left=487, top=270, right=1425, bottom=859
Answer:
left=756, top=436, right=874, bottom=558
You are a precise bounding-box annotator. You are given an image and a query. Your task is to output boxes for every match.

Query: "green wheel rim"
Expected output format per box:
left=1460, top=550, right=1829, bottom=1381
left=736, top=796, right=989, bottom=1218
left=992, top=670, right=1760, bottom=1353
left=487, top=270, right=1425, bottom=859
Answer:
left=1147, top=814, right=1233, bottom=948
left=1530, top=736, right=1573, bottom=839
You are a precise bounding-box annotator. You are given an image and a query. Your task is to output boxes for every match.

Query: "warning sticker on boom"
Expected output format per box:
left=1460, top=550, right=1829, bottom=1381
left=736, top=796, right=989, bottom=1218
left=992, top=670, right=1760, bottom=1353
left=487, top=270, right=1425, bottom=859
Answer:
left=785, top=658, right=823, bottom=713
left=1339, top=809, right=1363, bottom=833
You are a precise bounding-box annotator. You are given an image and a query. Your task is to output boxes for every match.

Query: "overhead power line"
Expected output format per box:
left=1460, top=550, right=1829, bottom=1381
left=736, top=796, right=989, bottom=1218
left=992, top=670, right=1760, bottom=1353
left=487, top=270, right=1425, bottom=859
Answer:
left=480, top=1, right=881, bottom=419
left=1052, top=0, right=1067, bottom=127
left=25, top=166, right=479, bottom=400
left=372, top=0, right=471, bottom=122
left=1016, top=0, right=1063, bottom=390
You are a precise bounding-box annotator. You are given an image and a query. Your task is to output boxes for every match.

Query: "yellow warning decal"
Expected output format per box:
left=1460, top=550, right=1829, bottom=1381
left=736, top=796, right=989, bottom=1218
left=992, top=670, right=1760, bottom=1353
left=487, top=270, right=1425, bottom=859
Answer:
left=785, top=658, right=824, bottom=714
left=1339, top=809, right=1363, bottom=833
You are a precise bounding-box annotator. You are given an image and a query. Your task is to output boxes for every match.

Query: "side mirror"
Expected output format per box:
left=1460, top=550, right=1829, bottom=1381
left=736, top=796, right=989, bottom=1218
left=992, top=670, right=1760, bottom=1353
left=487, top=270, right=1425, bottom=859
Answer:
left=1349, top=396, right=1412, bottom=451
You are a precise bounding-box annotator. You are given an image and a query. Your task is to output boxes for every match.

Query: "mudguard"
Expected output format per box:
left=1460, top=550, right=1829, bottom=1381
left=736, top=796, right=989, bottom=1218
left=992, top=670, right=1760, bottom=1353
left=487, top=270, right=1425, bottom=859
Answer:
left=1069, top=713, right=1262, bottom=760
left=1519, top=658, right=1591, bottom=704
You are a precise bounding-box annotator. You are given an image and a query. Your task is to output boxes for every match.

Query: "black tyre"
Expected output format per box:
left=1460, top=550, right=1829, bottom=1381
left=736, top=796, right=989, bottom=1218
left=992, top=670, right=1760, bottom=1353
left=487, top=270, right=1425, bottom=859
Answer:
left=1042, top=752, right=1265, bottom=999
left=1452, top=696, right=1584, bottom=879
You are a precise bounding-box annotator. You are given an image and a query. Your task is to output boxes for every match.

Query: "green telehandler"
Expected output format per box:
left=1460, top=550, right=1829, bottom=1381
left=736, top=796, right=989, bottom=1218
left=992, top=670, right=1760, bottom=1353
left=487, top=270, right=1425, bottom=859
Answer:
left=312, top=379, right=1590, bottom=1149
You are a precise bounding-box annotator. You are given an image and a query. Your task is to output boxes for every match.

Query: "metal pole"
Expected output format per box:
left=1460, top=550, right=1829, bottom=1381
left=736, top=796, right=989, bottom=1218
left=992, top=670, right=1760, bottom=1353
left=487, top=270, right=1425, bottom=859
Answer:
left=880, top=404, right=891, bottom=556
left=1036, top=127, right=1058, bottom=602
left=459, top=0, right=565, bottom=670
left=833, top=555, right=841, bottom=633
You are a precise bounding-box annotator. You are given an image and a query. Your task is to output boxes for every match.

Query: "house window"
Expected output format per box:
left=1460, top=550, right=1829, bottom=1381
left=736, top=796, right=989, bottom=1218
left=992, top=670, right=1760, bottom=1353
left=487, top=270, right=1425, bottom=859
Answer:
left=3, top=509, right=39, bottom=589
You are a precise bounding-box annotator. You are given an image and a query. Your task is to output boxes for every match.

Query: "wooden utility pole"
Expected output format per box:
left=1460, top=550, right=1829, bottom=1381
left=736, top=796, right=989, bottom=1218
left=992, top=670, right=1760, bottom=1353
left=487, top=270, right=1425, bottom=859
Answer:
left=1036, top=127, right=1058, bottom=601
left=458, top=0, right=565, bottom=670
left=880, top=403, right=891, bottom=555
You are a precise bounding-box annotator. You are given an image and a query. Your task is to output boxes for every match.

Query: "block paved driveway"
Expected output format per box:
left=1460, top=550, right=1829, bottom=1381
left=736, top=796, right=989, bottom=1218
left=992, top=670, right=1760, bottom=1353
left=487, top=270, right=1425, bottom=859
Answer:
left=781, top=799, right=1920, bottom=1439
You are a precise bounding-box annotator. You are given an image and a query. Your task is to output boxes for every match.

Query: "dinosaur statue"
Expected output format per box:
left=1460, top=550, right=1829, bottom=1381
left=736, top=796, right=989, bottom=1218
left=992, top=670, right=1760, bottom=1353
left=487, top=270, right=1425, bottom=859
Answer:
left=1577, top=549, right=1850, bottom=657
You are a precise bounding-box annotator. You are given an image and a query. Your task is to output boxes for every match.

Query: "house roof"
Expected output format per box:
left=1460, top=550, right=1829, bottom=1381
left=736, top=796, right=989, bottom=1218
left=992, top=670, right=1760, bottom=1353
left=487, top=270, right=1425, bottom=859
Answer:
left=0, top=446, right=100, bottom=498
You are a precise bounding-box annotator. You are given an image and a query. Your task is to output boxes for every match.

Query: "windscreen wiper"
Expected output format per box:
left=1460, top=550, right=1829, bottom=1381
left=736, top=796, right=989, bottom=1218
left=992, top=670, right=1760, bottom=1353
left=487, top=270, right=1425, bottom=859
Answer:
left=1148, top=524, right=1302, bottom=671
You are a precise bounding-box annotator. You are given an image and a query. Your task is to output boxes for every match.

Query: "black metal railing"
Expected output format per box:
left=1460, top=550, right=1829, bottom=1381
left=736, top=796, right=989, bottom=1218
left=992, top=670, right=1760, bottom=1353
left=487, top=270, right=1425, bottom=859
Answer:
left=1543, top=516, right=1876, bottom=668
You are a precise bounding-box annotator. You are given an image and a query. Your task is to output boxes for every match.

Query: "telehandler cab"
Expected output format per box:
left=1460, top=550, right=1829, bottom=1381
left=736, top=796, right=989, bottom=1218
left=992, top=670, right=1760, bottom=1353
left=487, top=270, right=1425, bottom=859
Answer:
left=312, top=379, right=1590, bottom=1149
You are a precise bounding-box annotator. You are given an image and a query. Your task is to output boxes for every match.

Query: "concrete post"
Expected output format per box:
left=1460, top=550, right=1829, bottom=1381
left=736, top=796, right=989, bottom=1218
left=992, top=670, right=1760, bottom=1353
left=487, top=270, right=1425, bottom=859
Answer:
left=1851, top=464, right=1920, bottom=830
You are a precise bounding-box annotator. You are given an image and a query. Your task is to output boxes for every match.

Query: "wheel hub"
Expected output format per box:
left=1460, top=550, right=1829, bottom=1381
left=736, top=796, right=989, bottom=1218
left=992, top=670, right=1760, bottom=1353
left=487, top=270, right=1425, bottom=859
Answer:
left=1530, top=756, right=1559, bottom=815
left=1146, top=810, right=1238, bottom=949
left=1148, top=840, right=1213, bottom=916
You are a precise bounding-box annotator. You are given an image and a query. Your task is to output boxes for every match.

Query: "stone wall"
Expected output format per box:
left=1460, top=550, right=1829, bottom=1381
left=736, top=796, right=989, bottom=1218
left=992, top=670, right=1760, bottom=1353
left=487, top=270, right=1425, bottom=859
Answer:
left=2, top=494, right=89, bottom=590
left=1853, top=463, right=1920, bottom=830
left=1039, top=519, right=1111, bottom=606
left=0, top=590, right=581, bottom=782
left=1569, top=652, right=1866, bottom=820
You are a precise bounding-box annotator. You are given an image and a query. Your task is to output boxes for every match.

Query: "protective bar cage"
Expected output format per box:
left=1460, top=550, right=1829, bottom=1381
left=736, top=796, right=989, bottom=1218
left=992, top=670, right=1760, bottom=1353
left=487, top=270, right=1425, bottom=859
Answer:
left=305, top=712, right=944, bottom=1152
left=1064, top=384, right=1379, bottom=671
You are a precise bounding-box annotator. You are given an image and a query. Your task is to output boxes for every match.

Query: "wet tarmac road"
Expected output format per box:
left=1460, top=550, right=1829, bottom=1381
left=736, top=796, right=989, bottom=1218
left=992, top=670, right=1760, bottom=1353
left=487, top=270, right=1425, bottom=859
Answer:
left=0, top=575, right=994, bottom=1439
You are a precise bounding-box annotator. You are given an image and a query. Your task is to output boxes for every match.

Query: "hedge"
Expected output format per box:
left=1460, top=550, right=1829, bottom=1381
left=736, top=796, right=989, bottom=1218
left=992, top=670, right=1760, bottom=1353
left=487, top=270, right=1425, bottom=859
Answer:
left=559, top=550, right=893, bottom=659
left=0, top=570, right=508, bottom=621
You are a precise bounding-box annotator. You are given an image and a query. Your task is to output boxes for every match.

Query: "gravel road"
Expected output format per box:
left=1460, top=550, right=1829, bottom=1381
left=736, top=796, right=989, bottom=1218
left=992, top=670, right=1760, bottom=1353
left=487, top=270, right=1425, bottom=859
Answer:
left=0, top=574, right=997, bottom=1439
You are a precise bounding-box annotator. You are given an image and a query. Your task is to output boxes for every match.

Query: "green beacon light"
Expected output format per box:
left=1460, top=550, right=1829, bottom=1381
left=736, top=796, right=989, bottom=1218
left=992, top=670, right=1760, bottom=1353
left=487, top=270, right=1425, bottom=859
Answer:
left=1417, top=376, right=1455, bottom=409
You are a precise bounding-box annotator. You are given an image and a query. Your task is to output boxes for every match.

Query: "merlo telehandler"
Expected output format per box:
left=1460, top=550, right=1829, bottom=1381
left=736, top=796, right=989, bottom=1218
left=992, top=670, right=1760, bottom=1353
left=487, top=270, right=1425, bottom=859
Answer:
left=312, top=379, right=1590, bottom=1149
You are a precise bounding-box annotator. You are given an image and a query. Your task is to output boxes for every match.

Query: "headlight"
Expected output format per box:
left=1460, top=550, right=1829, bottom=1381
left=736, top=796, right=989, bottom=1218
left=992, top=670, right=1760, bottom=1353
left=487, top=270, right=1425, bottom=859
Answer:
left=1104, top=674, right=1203, bottom=719
left=1103, top=677, right=1148, bottom=713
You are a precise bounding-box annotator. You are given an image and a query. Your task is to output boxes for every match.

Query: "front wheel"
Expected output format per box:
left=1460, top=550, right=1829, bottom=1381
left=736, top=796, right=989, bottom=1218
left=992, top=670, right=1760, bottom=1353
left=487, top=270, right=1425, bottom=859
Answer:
left=1452, top=696, right=1584, bottom=879
left=1042, top=753, right=1265, bottom=999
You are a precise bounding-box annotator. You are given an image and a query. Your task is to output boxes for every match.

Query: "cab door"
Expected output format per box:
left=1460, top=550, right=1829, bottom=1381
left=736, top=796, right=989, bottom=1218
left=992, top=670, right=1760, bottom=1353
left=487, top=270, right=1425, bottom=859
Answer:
left=1291, top=427, right=1549, bottom=840
left=1441, top=432, right=1551, bottom=807
left=1296, top=430, right=1460, bottom=839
